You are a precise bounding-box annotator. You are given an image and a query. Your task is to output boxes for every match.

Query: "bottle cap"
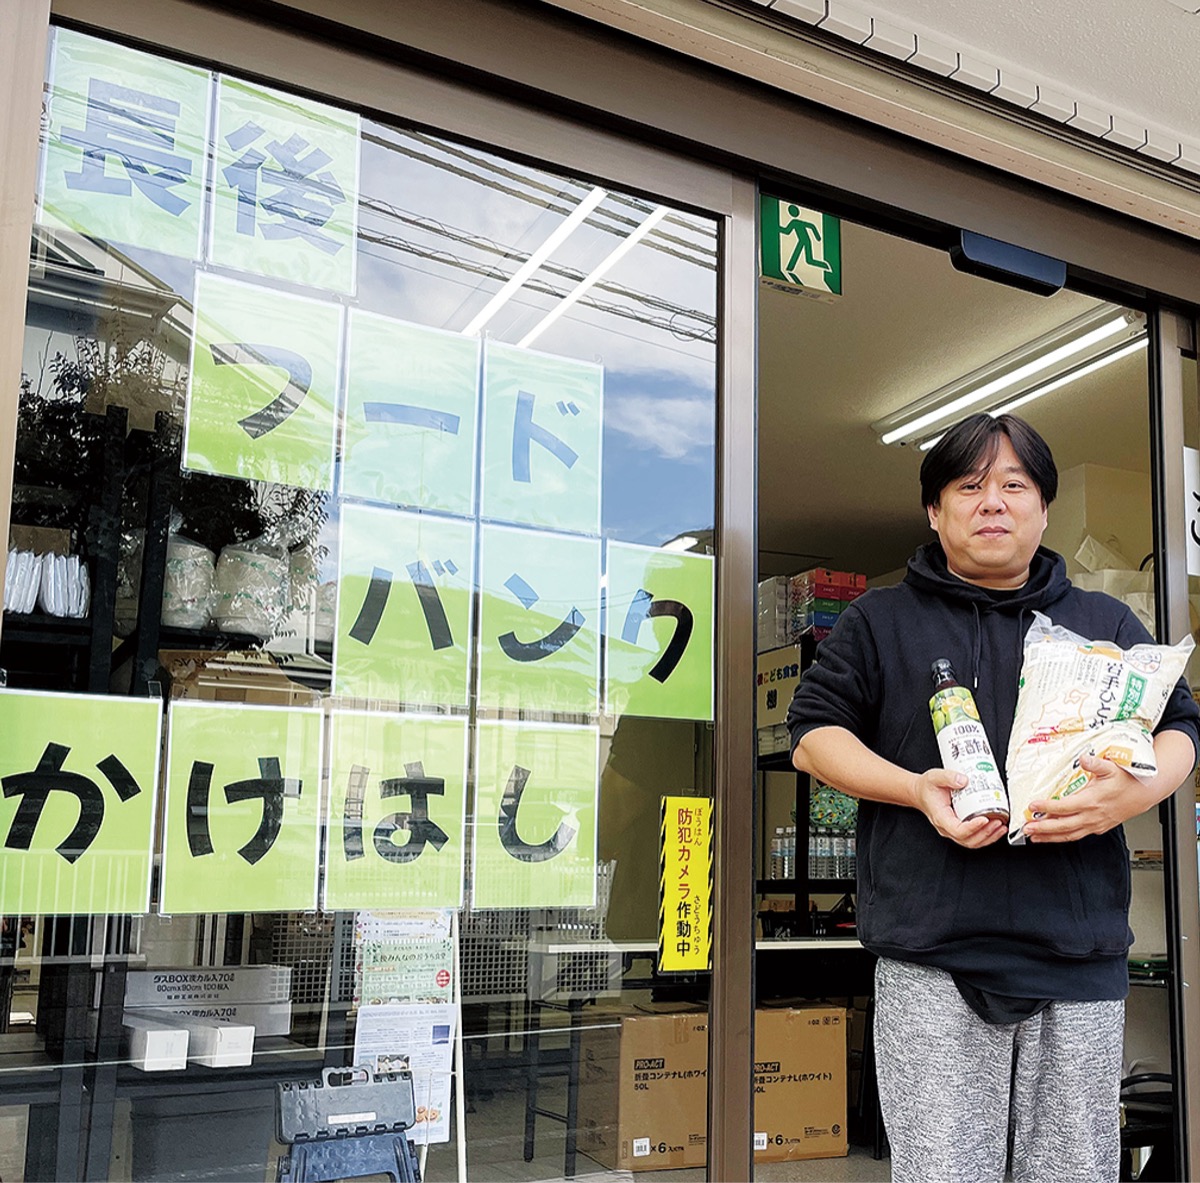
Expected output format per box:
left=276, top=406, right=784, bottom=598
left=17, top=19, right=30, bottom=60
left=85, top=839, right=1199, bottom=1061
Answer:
left=930, top=658, right=955, bottom=687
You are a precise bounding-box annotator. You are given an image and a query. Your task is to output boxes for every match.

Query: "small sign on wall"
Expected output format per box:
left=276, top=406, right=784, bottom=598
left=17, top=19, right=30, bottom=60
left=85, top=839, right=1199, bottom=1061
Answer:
left=1185, top=446, right=1200, bottom=577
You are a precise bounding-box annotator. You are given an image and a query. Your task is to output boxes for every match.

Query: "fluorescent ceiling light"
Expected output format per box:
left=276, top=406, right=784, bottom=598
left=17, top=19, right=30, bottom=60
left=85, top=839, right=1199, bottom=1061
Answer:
left=874, top=305, right=1144, bottom=447
left=461, top=185, right=607, bottom=337
left=662, top=534, right=700, bottom=552
left=516, top=205, right=670, bottom=349
left=916, top=336, right=1148, bottom=451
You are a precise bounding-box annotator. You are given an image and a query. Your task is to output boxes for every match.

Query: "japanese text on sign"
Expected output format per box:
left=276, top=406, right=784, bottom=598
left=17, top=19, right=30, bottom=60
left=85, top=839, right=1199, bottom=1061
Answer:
left=659, top=795, right=713, bottom=972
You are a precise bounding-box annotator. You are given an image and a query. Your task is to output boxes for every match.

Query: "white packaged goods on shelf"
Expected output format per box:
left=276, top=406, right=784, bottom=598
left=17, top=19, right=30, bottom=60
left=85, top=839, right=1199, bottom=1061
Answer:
left=37, top=553, right=89, bottom=617
left=161, top=534, right=216, bottom=628
left=135, top=1011, right=254, bottom=1067
left=3, top=549, right=41, bottom=613
left=121, top=1013, right=189, bottom=1072
left=125, top=965, right=292, bottom=1006
left=1006, top=612, right=1193, bottom=844
left=213, top=540, right=288, bottom=636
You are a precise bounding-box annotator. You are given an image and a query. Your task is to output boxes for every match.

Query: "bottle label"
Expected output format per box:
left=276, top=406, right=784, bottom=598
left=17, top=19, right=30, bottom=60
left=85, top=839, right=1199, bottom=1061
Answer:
left=930, top=687, right=1008, bottom=818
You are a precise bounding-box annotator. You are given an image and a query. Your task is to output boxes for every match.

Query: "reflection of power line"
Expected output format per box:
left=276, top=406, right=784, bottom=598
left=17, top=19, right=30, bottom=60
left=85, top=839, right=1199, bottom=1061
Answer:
left=357, top=228, right=716, bottom=342
left=400, top=129, right=717, bottom=258
left=360, top=128, right=716, bottom=267
left=357, top=201, right=715, bottom=332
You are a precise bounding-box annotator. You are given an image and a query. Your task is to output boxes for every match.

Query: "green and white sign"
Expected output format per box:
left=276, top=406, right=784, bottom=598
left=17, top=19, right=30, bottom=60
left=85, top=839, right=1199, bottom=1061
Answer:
left=760, top=195, right=841, bottom=299
left=472, top=721, right=599, bottom=910
left=334, top=505, right=475, bottom=706
left=477, top=524, right=600, bottom=713
left=341, top=313, right=480, bottom=514
left=481, top=342, right=602, bottom=534
left=324, top=712, right=468, bottom=911
left=210, top=77, right=360, bottom=293
left=0, top=691, right=162, bottom=915
left=185, top=272, right=341, bottom=490
left=39, top=28, right=211, bottom=258
left=605, top=543, right=714, bottom=720
left=161, top=702, right=323, bottom=914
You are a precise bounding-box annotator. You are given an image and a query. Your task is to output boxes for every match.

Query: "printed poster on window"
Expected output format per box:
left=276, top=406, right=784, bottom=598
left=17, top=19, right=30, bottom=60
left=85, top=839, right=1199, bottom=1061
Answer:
left=353, top=1003, right=456, bottom=1144
left=39, top=28, right=211, bottom=259
left=324, top=712, right=468, bottom=911
left=476, top=524, right=600, bottom=713
left=209, top=76, right=360, bottom=293
left=333, top=506, right=475, bottom=705
left=605, top=542, right=714, bottom=720
left=658, top=795, right=713, bottom=973
left=472, top=721, right=599, bottom=909
left=480, top=341, right=603, bottom=535
left=0, top=691, right=162, bottom=915
left=184, top=272, right=341, bottom=490
left=354, top=911, right=454, bottom=1007
left=160, top=702, right=323, bottom=914
left=341, top=312, right=480, bottom=514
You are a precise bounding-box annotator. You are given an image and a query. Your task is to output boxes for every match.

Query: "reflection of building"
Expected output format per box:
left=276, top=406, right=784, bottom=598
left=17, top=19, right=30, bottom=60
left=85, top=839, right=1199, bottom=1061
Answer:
left=3, top=1, right=1200, bottom=1179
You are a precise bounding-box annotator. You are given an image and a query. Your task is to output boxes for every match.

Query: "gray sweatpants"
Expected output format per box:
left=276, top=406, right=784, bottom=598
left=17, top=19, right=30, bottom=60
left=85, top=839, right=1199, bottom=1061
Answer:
left=874, top=957, right=1124, bottom=1183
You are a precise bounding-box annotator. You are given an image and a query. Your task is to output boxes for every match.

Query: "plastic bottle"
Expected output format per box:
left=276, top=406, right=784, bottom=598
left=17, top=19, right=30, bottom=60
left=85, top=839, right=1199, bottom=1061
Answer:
left=808, top=826, right=818, bottom=880
left=770, top=827, right=783, bottom=879
left=846, top=831, right=857, bottom=879
left=816, top=827, right=833, bottom=879
left=832, top=829, right=847, bottom=879
left=929, top=658, right=1010, bottom=823
left=783, top=827, right=795, bottom=879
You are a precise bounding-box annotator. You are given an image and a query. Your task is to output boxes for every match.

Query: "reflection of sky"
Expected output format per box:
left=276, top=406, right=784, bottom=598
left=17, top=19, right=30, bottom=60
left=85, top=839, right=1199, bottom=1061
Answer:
left=355, top=121, right=717, bottom=547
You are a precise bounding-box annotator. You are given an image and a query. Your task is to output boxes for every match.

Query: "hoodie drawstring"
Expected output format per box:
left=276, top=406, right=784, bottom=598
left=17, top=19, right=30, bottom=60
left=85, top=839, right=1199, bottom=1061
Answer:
left=972, top=602, right=982, bottom=691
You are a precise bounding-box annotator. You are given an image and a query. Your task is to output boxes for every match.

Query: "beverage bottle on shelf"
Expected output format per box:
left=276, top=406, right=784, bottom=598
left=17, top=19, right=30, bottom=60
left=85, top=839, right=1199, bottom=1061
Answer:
left=816, top=827, right=832, bottom=878
left=770, top=827, right=783, bottom=879
left=832, top=829, right=847, bottom=879
left=782, top=826, right=793, bottom=879
left=808, top=825, right=818, bottom=880
left=847, top=831, right=857, bottom=879
left=929, top=658, right=1010, bottom=824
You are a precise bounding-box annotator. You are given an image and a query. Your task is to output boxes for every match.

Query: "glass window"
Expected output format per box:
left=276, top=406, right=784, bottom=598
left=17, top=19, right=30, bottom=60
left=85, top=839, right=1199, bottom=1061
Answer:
left=1, top=26, right=718, bottom=1181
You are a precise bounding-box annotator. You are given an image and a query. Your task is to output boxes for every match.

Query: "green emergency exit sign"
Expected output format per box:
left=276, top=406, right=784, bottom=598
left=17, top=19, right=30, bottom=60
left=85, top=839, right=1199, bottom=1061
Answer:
left=760, top=194, right=842, bottom=300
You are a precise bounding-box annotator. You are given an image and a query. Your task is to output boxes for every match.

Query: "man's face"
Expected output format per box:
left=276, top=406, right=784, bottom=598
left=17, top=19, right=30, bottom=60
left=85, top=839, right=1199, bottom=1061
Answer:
left=926, top=436, right=1048, bottom=588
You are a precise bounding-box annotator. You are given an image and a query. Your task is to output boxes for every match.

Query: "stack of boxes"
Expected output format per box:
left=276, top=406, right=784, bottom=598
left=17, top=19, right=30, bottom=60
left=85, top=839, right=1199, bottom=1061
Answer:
left=756, top=568, right=865, bottom=757
left=788, top=568, right=866, bottom=643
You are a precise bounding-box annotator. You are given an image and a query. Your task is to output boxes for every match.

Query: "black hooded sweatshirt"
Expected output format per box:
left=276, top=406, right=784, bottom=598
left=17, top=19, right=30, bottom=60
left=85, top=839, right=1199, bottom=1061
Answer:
left=787, top=541, right=1200, bottom=1001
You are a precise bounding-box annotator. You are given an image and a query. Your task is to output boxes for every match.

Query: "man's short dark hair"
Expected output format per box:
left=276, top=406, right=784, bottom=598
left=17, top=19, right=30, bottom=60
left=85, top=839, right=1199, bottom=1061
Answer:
left=919, top=413, right=1057, bottom=510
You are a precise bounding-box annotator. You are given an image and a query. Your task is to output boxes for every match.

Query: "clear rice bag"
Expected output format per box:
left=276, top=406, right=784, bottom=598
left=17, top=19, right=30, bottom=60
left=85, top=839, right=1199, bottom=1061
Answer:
left=1006, top=611, right=1193, bottom=844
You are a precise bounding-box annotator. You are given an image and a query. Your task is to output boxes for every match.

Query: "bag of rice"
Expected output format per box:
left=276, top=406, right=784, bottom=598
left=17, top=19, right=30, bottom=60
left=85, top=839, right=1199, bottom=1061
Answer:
left=1006, top=611, right=1193, bottom=844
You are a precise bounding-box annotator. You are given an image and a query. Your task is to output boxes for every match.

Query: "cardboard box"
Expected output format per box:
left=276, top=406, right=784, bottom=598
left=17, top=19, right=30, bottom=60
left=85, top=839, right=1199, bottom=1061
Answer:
left=137, top=1011, right=254, bottom=1067
left=754, top=1007, right=847, bottom=1162
left=125, top=966, right=292, bottom=1007
left=122, top=1012, right=189, bottom=1072
left=577, top=1009, right=709, bottom=1171
left=577, top=1006, right=846, bottom=1171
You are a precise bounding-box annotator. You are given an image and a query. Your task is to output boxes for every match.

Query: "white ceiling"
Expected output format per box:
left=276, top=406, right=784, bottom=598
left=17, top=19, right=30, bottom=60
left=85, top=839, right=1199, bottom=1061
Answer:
left=851, top=0, right=1200, bottom=149
left=757, top=219, right=1151, bottom=578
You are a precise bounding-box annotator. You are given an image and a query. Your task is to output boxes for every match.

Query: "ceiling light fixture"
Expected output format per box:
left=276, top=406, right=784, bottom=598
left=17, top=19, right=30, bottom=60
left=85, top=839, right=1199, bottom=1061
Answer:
left=516, top=205, right=670, bottom=349
left=916, top=336, right=1149, bottom=451
left=873, top=305, right=1146, bottom=447
left=461, top=185, right=607, bottom=337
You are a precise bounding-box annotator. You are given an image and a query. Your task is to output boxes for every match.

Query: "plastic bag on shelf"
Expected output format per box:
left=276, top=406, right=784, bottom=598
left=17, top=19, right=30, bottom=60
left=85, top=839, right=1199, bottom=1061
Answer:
left=161, top=523, right=217, bottom=630
left=37, top=553, right=90, bottom=618
left=4, top=549, right=42, bottom=614
left=213, top=534, right=289, bottom=638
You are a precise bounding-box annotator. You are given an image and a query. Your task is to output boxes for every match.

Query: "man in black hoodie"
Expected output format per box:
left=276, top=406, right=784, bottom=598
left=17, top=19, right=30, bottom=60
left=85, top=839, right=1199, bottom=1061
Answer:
left=787, top=412, right=1199, bottom=1183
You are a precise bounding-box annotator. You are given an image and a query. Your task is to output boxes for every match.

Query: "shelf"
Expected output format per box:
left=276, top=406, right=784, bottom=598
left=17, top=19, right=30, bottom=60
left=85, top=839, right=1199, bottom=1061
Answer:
left=1, top=611, right=91, bottom=646
left=756, top=751, right=795, bottom=772
left=757, top=878, right=855, bottom=895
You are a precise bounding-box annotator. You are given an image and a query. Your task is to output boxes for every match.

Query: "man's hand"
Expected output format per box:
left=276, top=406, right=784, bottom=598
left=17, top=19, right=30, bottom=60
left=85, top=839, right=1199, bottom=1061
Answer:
left=1022, top=754, right=1155, bottom=843
left=910, top=769, right=1008, bottom=849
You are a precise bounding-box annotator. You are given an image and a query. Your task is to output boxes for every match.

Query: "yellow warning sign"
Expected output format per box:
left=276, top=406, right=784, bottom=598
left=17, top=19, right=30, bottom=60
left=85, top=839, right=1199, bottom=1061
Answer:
left=659, top=795, right=713, bottom=973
